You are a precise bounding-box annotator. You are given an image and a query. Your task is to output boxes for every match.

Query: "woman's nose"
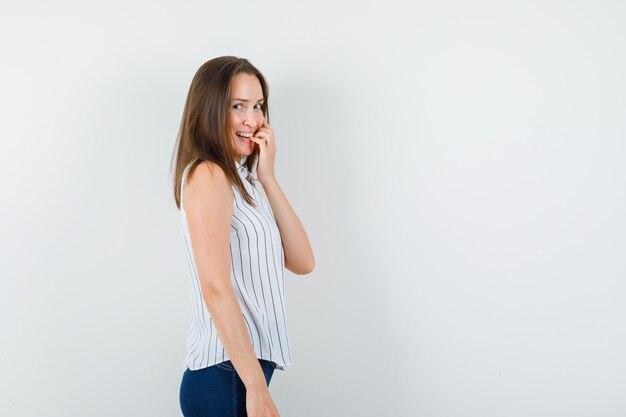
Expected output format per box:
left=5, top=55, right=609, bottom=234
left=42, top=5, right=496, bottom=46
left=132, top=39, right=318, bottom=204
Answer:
left=243, top=113, right=263, bottom=128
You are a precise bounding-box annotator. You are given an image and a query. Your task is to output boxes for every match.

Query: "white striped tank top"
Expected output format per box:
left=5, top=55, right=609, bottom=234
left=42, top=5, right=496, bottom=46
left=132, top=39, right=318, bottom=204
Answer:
left=179, top=160, right=293, bottom=371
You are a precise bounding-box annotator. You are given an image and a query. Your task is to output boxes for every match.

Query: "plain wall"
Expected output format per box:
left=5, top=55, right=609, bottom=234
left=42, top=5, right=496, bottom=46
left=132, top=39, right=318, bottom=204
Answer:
left=1, top=0, right=625, bottom=416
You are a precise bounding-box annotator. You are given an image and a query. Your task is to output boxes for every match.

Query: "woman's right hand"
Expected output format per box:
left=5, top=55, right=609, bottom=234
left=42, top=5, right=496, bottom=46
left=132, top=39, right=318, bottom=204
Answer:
left=246, top=384, right=280, bottom=417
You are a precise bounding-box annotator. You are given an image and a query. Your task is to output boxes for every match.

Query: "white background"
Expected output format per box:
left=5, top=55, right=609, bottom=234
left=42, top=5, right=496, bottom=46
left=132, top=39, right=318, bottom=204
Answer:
left=1, top=1, right=625, bottom=416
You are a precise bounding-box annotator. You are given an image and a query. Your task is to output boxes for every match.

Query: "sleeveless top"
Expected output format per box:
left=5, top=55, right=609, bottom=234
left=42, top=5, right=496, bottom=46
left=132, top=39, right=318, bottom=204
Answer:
left=179, top=160, right=293, bottom=371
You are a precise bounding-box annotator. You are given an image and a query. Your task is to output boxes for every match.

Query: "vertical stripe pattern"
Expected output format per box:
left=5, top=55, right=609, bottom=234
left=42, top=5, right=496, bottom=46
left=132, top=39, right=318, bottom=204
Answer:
left=179, top=160, right=293, bottom=372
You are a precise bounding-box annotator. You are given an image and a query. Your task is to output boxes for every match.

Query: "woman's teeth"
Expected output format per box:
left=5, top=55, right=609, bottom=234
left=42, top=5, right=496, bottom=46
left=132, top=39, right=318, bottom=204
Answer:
left=236, top=132, right=253, bottom=138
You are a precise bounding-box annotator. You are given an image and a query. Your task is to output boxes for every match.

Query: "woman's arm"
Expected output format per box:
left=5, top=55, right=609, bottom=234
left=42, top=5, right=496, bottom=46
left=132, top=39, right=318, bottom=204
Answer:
left=183, top=162, right=267, bottom=390
left=250, top=118, right=315, bottom=275
left=260, top=177, right=315, bottom=275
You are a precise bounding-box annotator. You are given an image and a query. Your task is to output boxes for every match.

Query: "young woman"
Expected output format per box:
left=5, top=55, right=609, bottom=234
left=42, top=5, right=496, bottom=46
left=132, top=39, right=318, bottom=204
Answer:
left=171, top=56, right=315, bottom=417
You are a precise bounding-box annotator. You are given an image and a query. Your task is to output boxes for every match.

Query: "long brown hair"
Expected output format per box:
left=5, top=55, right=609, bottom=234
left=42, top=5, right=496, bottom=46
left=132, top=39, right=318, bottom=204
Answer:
left=171, top=56, right=270, bottom=209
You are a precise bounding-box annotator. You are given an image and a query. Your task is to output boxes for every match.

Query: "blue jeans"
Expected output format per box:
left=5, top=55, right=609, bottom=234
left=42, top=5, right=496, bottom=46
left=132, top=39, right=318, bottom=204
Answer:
left=179, top=359, right=277, bottom=417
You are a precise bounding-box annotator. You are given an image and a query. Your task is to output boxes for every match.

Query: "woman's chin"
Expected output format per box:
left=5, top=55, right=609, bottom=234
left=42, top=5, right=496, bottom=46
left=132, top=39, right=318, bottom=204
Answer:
left=233, top=134, right=255, bottom=156
left=236, top=148, right=253, bottom=158
left=238, top=142, right=254, bottom=154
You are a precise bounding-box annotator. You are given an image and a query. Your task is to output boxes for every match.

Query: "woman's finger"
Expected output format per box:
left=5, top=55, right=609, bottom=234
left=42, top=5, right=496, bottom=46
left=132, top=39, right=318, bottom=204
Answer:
left=255, top=128, right=272, bottom=139
left=250, top=136, right=267, bottom=147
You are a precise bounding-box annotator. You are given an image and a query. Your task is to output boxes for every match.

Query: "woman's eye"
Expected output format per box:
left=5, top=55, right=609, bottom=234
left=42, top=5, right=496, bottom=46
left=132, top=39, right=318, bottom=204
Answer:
left=232, top=103, right=262, bottom=110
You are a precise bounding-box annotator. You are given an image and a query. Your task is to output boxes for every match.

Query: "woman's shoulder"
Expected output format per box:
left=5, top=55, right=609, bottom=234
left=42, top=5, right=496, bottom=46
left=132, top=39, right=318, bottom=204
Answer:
left=182, top=161, right=234, bottom=212
left=187, top=160, right=225, bottom=179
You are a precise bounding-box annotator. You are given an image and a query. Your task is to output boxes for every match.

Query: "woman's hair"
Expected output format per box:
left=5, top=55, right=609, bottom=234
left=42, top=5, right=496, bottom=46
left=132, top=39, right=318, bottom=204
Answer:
left=171, top=56, right=270, bottom=209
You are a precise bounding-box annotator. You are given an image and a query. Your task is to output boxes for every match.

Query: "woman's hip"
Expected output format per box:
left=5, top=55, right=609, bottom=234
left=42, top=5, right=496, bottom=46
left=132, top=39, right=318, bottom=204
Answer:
left=179, top=358, right=276, bottom=417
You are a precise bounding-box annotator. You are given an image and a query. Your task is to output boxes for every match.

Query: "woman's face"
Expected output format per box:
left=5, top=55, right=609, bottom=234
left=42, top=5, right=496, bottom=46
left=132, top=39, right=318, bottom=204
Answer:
left=229, top=73, right=265, bottom=160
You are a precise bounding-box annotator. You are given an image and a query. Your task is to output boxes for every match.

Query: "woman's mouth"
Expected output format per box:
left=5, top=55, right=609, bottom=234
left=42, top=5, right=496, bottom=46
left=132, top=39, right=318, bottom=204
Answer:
left=235, top=131, right=254, bottom=143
